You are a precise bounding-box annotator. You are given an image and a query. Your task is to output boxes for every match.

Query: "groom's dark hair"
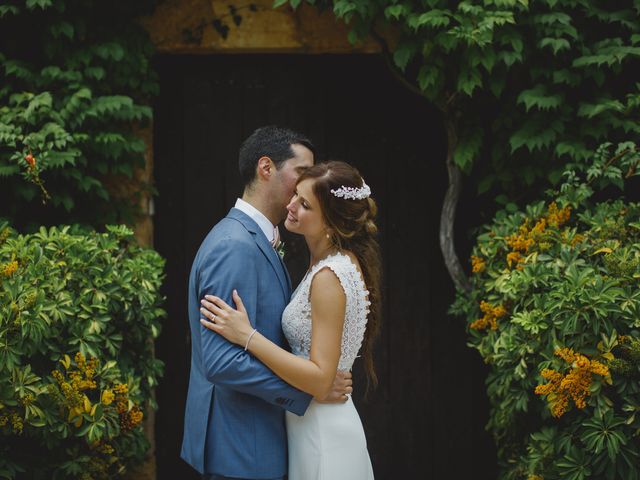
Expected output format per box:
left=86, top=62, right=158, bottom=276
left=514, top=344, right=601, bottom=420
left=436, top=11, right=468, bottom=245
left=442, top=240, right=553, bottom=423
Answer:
left=239, top=126, right=315, bottom=188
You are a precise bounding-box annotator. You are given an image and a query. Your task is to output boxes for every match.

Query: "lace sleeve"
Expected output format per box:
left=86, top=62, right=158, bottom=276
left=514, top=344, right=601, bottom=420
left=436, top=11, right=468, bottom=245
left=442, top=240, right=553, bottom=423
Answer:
left=309, top=257, right=370, bottom=371
left=282, top=253, right=370, bottom=371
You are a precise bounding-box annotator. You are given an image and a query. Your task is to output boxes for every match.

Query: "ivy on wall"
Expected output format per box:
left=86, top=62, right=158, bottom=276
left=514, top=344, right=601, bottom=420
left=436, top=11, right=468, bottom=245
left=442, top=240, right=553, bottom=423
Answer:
left=284, top=0, right=640, bottom=291
left=0, top=0, right=159, bottom=228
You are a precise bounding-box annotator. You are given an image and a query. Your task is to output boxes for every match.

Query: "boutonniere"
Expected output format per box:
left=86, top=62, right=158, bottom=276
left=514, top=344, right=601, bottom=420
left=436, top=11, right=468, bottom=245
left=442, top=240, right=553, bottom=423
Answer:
left=276, top=241, right=286, bottom=258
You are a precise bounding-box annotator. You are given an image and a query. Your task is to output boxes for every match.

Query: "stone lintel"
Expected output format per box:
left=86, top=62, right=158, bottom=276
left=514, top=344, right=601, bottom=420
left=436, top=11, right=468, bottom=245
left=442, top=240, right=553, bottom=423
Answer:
left=140, top=0, right=382, bottom=54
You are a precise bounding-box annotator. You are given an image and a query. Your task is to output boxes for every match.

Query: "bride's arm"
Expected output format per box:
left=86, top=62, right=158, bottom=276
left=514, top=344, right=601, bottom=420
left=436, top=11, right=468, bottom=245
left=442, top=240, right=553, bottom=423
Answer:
left=200, top=267, right=345, bottom=399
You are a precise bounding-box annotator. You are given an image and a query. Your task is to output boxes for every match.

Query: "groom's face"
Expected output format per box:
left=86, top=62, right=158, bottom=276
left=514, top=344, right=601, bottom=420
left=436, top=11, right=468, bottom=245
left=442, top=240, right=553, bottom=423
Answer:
left=273, top=143, right=314, bottom=213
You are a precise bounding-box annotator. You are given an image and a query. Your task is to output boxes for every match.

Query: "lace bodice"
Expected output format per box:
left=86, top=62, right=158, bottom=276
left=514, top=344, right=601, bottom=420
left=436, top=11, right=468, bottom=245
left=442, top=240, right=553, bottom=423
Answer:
left=282, top=252, right=371, bottom=371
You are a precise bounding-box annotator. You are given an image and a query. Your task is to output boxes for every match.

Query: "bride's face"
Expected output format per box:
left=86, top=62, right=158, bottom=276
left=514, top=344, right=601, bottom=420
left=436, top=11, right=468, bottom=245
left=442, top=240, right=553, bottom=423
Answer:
left=284, top=178, right=327, bottom=237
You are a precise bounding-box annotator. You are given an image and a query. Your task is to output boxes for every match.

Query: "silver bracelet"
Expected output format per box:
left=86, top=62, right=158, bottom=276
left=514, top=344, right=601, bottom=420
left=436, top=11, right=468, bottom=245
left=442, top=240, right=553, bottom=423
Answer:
left=245, top=328, right=258, bottom=351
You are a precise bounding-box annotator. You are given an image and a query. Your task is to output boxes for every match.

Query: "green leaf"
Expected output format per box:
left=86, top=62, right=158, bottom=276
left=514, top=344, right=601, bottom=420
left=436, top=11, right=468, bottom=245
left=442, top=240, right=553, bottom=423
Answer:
left=333, top=0, right=356, bottom=18
left=94, top=42, right=125, bottom=61
left=46, top=150, right=81, bottom=168
left=498, top=49, right=522, bottom=67
left=509, top=118, right=564, bottom=152
left=489, top=74, right=506, bottom=97
left=539, top=37, right=571, bottom=55
left=573, top=45, right=640, bottom=68
left=517, top=85, right=563, bottom=112
left=408, top=10, right=450, bottom=30
left=552, top=69, right=579, bottom=86
left=50, top=21, right=74, bottom=40
left=26, top=0, right=52, bottom=10
left=456, top=67, right=482, bottom=96
left=384, top=4, right=406, bottom=20
left=0, top=164, right=21, bottom=176
left=535, top=12, right=572, bottom=26
left=417, top=65, right=441, bottom=92
left=478, top=48, right=497, bottom=73
left=0, top=5, right=20, bottom=17
left=453, top=127, right=483, bottom=171
left=577, top=99, right=625, bottom=118
left=393, top=42, right=417, bottom=72
left=477, top=174, right=495, bottom=194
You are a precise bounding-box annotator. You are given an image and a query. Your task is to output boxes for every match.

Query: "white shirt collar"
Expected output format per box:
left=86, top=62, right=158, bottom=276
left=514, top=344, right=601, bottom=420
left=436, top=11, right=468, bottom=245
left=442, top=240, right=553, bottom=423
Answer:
left=234, top=198, right=275, bottom=242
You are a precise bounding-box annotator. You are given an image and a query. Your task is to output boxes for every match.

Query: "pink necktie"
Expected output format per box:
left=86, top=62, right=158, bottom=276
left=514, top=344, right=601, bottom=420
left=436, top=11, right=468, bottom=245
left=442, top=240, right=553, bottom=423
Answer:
left=271, top=226, right=281, bottom=249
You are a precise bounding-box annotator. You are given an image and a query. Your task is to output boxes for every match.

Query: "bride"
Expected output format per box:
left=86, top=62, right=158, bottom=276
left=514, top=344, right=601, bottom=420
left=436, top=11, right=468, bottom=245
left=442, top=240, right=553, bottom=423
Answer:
left=199, top=161, right=381, bottom=480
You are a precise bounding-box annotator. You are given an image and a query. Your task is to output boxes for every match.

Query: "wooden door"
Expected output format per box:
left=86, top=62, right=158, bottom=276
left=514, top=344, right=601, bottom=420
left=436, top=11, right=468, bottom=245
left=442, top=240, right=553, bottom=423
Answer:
left=153, top=54, right=496, bottom=479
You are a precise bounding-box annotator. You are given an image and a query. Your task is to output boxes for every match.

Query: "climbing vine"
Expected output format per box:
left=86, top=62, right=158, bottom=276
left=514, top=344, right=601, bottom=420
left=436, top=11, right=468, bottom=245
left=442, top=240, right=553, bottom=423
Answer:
left=0, top=0, right=158, bottom=227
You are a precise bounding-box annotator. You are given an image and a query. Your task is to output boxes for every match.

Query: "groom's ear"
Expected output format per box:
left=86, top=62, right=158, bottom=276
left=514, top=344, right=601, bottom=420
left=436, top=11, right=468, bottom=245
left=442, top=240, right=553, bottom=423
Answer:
left=256, top=156, right=274, bottom=181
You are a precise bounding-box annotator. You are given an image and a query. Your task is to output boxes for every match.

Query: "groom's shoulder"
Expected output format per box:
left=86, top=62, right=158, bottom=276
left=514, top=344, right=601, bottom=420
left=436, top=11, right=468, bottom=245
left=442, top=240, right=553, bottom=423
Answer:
left=198, top=217, right=254, bottom=256
left=210, top=214, right=253, bottom=242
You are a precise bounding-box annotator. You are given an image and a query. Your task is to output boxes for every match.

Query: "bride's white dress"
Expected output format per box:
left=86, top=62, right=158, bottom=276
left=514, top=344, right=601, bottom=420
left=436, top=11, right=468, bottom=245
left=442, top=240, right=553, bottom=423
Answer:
left=282, top=252, right=375, bottom=480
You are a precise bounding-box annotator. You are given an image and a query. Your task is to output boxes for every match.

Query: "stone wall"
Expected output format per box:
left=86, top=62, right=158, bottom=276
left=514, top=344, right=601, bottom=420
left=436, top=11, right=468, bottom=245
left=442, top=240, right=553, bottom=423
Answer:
left=140, top=0, right=381, bottom=54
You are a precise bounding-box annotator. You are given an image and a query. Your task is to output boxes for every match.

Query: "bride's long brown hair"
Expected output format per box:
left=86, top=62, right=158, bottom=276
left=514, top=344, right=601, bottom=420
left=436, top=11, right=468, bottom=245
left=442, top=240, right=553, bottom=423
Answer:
left=297, top=161, right=382, bottom=389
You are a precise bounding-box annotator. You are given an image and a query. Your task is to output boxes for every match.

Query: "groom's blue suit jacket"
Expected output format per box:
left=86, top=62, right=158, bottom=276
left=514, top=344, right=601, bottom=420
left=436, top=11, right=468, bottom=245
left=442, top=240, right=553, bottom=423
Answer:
left=181, top=208, right=312, bottom=478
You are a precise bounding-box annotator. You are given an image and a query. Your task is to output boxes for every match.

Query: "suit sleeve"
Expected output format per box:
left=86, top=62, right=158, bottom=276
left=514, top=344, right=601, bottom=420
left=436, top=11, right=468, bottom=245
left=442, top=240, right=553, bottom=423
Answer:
left=196, top=237, right=311, bottom=416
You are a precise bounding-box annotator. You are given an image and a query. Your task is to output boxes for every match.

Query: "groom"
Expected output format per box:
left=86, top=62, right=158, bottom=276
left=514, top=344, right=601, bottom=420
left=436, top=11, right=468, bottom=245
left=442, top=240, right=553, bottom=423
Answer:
left=181, top=126, right=352, bottom=480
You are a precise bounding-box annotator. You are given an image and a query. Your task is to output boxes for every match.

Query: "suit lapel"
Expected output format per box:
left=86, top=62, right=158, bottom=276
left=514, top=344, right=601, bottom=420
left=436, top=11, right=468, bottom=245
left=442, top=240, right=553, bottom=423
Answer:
left=227, top=208, right=290, bottom=299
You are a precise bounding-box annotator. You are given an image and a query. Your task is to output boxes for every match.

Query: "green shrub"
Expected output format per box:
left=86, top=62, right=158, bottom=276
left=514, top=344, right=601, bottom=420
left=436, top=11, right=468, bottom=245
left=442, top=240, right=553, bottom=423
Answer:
left=452, top=142, right=640, bottom=480
left=0, top=223, right=165, bottom=479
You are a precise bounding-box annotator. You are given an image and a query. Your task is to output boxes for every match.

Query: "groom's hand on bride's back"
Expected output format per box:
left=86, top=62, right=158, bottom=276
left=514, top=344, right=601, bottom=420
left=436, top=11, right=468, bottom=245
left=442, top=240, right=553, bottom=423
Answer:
left=314, top=370, right=353, bottom=403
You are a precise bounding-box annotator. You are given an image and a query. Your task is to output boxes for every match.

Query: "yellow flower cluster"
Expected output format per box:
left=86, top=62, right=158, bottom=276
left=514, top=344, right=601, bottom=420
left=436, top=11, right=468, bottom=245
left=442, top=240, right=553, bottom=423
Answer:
left=0, top=260, right=18, bottom=277
left=113, top=383, right=130, bottom=414
left=0, top=412, right=23, bottom=434
left=471, top=255, right=486, bottom=273
left=52, top=353, right=99, bottom=409
left=505, top=222, right=534, bottom=270
left=506, top=224, right=535, bottom=253
left=569, top=233, right=585, bottom=247
left=101, top=389, right=115, bottom=406
left=111, top=382, right=143, bottom=430
left=504, top=202, right=572, bottom=269
left=0, top=227, right=10, bottom=244
left=52, top=369, right=84, bottom=410
left=18, top=393, right=34, bottom=406
left=528, top=476, right=544, bottom=480
left=113, top=383, right=128, bottom=395
left=470, top=301, right=508, bottom=331
left=50, top=352, right=102, bottom=427
left=97, top=443, right=115, bottom=455
left=83, top=456, right=112, bottom=480
left=506, top=251, right=522, bottom=268
left=10, top=412, right=23, bottom=433
left=535, top=348, right=610, bottom=417
left=119, top=405, right=144, bottom=432
left=546, top=202, right=571, bottom=228
left=69, top=352, right=99, bottom=390
left=86, top=442, right=119, bottom=479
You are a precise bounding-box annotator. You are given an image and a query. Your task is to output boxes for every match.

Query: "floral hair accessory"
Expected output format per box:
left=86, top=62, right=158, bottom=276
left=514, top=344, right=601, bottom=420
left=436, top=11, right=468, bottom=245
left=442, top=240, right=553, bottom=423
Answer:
left=330, top=181, right=371, bottom=200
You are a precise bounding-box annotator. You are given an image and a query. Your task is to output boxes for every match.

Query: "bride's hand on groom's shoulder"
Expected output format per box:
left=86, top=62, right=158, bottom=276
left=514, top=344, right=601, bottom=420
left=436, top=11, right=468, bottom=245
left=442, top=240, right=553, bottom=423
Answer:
left=314, top=370, right=353, bottom=404
left=200, top=290, right=253, bottom=346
